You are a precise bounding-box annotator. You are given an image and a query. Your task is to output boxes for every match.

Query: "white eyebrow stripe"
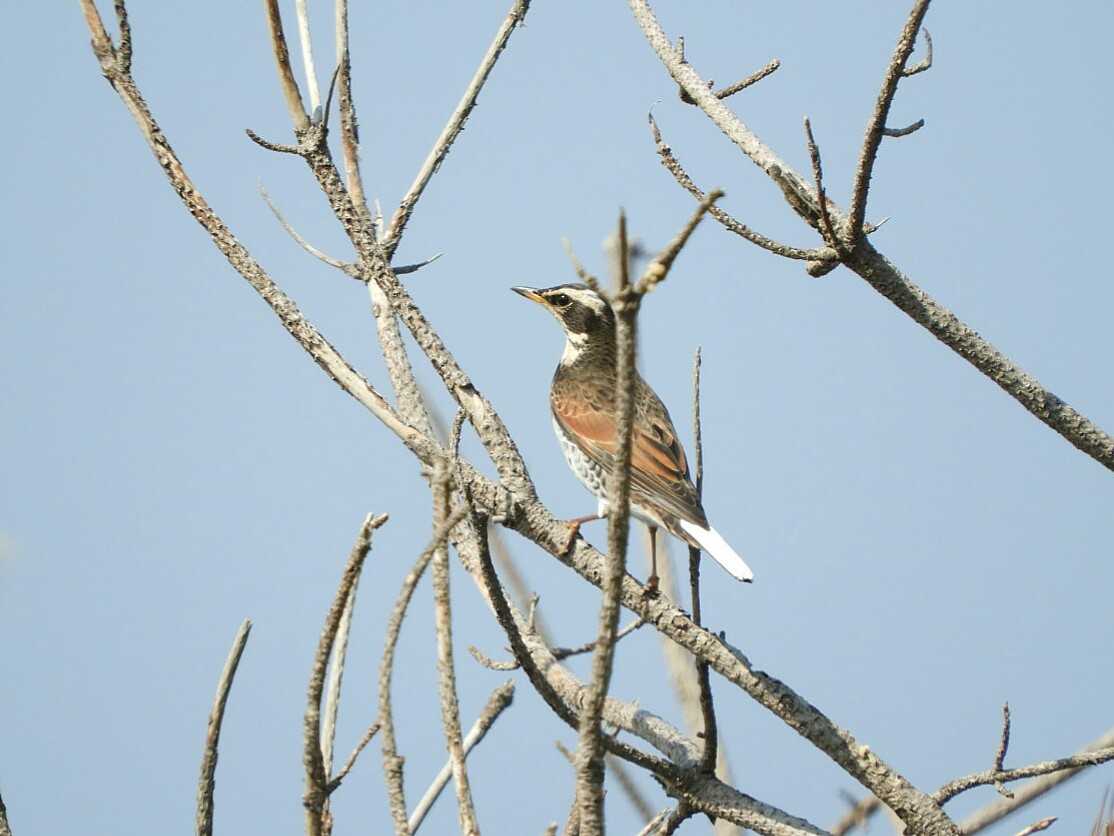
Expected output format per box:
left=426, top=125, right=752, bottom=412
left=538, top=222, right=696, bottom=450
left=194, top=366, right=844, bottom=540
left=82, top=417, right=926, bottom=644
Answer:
left=560, top=287, right=608, bottom=314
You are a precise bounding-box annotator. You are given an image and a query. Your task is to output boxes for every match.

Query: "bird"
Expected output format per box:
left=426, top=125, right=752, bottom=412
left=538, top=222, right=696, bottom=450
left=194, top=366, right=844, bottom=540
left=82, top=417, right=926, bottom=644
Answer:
left=512, top=282, right=753, bottom=586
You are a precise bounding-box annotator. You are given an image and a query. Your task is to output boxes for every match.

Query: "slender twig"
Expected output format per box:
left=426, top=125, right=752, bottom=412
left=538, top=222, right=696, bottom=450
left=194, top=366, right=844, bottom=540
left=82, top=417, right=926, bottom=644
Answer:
left=408, top=680, right=516, bottom=833
left=993, top=703, right=1014, bottom=798
left=553, top=618, right=645, bottom=660
left=383, top=0, right=532, bottom=258
left=112, top=0, right=131, bottom=73
left=636, top=190, right=723, bottom=295
left=304, top=513, right=389, bottom=836
left=936, top=743, right=1114, bottom=805
left=882, top=119, right=925, bottom=138
left=959, top=730, right=1113, bottom=835
left=1015, top=817, right=1057, bottom=836
left=430, top=463, right=480, bottom=836
left=648, top=114, right=832, bottom=262
left=263, top=0, right=310, bottom=133
left=803, top=118, right=842, bottom=255
left=687, top=348, right=718, bottom=775
left=575, top=212, right=640, bottom=836
left=561, top=238, right=603, bottom=294
left=195, top=619, right=252, bottom=836
left=847, top=0, right=932, bottom=245
left=608, top=755, right=656, bottom=822
left=831, top=796, right=882, bottom=836
left=319, top=566, right=360, bottom=835
left=904, top=29, right=933, bottom=77
left=326, top=720, right=381, bottom=793
left=637, top=809, right=673, bottom=835
left=713, top=58, right=781, bottom=100
left=333, top=0, right=371, bottom=227
left=378, top=504, right=471, bottom=834
left=294, top=0, right=322, bottom=115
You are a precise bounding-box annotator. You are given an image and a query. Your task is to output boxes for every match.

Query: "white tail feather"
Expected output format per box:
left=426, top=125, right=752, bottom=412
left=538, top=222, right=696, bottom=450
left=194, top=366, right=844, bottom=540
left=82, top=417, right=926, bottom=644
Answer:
left=678, top=520, right=754, bottom=582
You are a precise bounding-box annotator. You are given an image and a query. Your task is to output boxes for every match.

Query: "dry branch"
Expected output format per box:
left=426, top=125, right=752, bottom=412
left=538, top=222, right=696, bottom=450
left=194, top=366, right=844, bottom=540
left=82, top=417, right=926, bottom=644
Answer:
left=195, top=619, right=252, bottom=836
left=409, top=681, right=516, bottom=833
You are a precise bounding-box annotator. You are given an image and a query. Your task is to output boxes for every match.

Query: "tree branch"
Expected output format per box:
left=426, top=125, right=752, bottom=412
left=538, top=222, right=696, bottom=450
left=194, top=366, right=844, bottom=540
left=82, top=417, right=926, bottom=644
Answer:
left=383, top=0, right=532, bottom=258
left=303, top=512, right=389, bottom=836
left=847, top=0, right=932, bottom=244
left=408, top=680, right=516, bottom=833
left=430, top=464, right=480, bottom=835
left=262, top=0, right=310, bottom=134
left=195, top=619, right=252, bottom=836
left=935, top=743, right=1114, bottom=805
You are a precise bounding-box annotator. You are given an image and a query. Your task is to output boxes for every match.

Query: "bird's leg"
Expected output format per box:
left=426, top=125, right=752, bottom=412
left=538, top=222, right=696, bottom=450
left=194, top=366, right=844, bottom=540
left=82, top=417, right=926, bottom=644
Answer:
left=562, top=512, right=603, bottom=553
left=645, top=525, right=660, bottom=597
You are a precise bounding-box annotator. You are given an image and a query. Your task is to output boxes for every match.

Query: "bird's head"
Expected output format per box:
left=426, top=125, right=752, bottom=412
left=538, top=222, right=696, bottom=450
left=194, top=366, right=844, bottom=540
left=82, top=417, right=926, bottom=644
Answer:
left=511, top=283, right=615, bottom=347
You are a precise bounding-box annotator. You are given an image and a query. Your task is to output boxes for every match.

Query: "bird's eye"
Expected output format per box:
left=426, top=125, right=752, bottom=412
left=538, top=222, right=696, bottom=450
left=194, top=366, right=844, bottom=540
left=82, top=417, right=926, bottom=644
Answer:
left=549, top=293, right=571, bottom=307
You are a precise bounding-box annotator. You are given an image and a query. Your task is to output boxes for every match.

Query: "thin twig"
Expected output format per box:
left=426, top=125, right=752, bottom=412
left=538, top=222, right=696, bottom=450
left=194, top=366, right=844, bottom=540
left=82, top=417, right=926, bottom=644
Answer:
left=113, top=0, right=131, bottom=73
left=648, top=114, right=832, bottom=262
left=378, top=504, right=471, bottom=834
left=575, top=212, right=640, bottom=836
left=882, top=119, right=925, bottom=138
left=993, top=703, right=1014, bottom=798
left=936, top=742, right=1114, bottom=805
left=553, top=618, right=645, bottom=660
left=195, top=619, right=253, bottom=836
left=607, top=754, right=656, bottom=822
left=383, top=0, right=532, bottom=258
left=958, top=729, right=1114, bottom=835
left=1015, top=817, right=1057, bottom=836
left=561, top=238, right=603, bottom=294
left=326, top=720, right=381, bottom=792
left=333, top=0, right=371, bottom=228
left=803, top=117, right=842, bottom=254
left=294, top=0, right=322, bottom=114
left=831, top=795, right=882, bottom=836
left=304, top=513, right=389, bottom=836
left=636, top=191, right=723, bottom=295
left=430, top=462, right=480, bottom=835
left=263, top=0, right=310, bottom=133
left=904, top=29, right=933, bottom=77
left=408, top=680, right=516, bottom=833
left=688, top=348, right=718, bottom=774
left=847, top=0, right=932, bottom=245
left=713, top=58, right=781, bottom=100
left=637, top=809, right=673, bottom=835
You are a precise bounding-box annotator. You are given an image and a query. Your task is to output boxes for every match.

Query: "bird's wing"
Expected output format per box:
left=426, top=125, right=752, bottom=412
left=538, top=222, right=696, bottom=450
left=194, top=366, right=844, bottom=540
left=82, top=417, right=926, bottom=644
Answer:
left=551, top=379, right=708, bottom=527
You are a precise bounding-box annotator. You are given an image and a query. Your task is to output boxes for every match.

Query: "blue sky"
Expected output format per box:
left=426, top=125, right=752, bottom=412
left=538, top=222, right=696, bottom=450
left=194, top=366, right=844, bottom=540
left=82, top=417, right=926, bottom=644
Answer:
left=2, top=2, right=1113, bottom=834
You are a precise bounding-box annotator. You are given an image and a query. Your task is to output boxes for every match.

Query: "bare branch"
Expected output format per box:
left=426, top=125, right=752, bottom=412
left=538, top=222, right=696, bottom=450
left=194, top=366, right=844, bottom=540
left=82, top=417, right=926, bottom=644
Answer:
left=294, top=0, right=322, bottom=114
left=408, top=680, right=516, bottom=833
left=803, top=117, right=842, bottom=255
left=575, top=213, right=640, bottom=836
left=687, top=348, right=718, bottom=776
left=606, top=754, right=656, bottom=822
left=649, top=114, right=832, bottom=262
left=262, top=0, right=310, bottom=134
left=552, top=618, right=645, bottom=660
left=847, top=0, right=932, bottom=244
left=936, top=742, right=1114, bottom=805
left=304, top=513, right=389, bottom=836
left=628, top=0, right=1114, bottom=473
left=113, top=0, right=131, bottom=73
left=831, top=796, right=882, bottom=836
left=561, top=238, right=604, bottom=295
left=383, top=0, right=532, bottom=258
left=882, top=119, right=925, bottom=138
left=637, top=809, right=673, bottom=835
left=260, top=184, right=359, bottom=275
left=195, top=619, right=252, bottom=836
left=333, top=1, right=371, bottom=229
left=712, top=58, right=781, bottom=101
left=904, top=28, right=934, bottom=77
left=993, top=703, right=1015, bottom=799
left=326, top=720, right=381, bottom=793
left=378, top=504, right=471, bottom=834
left=636, top=190, right=723, bottom=295
left=430, top=464, right=480, bottom=835
left=1015, top=817, right=1057, bottom=836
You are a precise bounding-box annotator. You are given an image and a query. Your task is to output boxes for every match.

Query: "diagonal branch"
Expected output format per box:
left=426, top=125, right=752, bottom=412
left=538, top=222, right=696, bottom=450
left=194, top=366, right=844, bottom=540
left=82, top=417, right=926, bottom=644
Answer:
left=628, top=0, right=1114, bottom=473
left=195, top=619, right=252, bottom=836
left=847, top=0, right=932, bottom=244
left=304, top=513, right=390, bottom=836
left=263, top=0, right=310, bottom=134
left=383, top=0, right=532, bottom=258
left=408, top=680, right=516, bottom=834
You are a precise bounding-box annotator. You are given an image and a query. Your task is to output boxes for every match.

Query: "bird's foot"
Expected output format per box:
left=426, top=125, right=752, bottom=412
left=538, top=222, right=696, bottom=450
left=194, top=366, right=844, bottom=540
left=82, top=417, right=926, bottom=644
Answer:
left=561, top=513, right=602, bottom=554
left=643, top=573, right=660, bottom=599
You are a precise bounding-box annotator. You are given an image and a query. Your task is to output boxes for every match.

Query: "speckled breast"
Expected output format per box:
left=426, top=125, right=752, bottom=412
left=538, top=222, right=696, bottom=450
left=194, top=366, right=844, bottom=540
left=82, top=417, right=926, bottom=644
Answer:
left=552, top=416, right=607, bottom=501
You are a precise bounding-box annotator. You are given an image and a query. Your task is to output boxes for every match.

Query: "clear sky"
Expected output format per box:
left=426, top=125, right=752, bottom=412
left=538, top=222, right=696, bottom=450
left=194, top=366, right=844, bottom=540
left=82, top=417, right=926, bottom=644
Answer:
left=3, top=2, right=1113, bottom=834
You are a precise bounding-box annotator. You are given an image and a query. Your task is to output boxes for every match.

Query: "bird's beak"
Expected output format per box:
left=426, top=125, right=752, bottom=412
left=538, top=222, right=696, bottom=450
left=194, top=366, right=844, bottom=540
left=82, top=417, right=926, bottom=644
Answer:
left=511, top=286, right=546, bottom=305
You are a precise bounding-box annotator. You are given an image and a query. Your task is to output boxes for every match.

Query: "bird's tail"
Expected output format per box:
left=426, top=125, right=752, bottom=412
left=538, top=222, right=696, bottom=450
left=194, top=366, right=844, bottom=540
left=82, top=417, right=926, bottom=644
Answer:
left=677, top=520, right=754, bottom=582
